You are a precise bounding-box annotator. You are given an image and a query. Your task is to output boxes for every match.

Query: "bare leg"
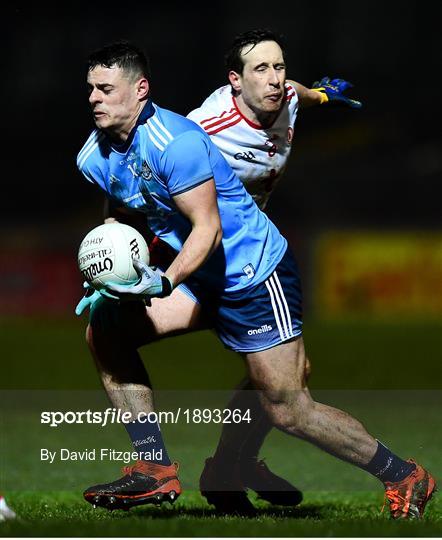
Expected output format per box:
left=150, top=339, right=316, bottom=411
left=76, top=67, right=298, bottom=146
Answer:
left=82, top=289, right=209, bottom=510
left=199, top=354, right=310, bottom=510
left=212, top=357, right=311, bottom=462
left=245, top=337, right=377, bottom=466
left=86, top=289, right=207, bottom=416
left=211, top=381, right=279, bottom=466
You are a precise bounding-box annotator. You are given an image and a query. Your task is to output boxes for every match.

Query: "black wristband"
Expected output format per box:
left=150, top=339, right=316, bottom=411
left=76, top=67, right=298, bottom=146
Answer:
left=160, top=276, right=173, bottom=297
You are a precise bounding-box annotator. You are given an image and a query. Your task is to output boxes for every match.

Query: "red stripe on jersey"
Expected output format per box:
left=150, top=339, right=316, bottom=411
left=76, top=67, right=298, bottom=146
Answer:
left=232, top=96, right=263, bottom=129
left=203, top=111, right=239, bottom=131
left=206, top=115, right=242, bottom=135
left=285, top=83, right=296, bottom=102
left=200, top=107, right=236, bottom=125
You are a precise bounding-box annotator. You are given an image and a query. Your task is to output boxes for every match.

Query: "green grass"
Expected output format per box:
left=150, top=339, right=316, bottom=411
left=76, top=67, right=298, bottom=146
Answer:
left=1, top=317, right=441, bottom=536
left=1, top=490, right=441, bottom=537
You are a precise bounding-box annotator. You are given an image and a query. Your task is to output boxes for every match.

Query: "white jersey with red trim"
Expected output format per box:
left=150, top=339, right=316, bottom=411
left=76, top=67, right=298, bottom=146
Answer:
left=187, top=83, right=299, bottom=209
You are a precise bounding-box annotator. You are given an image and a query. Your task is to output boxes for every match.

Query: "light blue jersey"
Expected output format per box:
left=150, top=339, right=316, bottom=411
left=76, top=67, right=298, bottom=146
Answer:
left=77, top=99, right=287, bottom=295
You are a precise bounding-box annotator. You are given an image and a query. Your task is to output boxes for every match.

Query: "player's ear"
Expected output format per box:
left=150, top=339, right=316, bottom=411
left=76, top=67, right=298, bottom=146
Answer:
left=228, top=71, right=241, bottom=93
left=136, top=77, right=149, bottom=100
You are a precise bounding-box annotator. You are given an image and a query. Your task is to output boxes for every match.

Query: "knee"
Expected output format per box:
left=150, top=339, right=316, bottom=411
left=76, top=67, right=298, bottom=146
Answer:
left=84, top=298, right=118, bottom=353
left=87, top=297, right=149, bottom=348
left=88, top=296, right=120, bottom=334
left=261, top=388, right=313, bottom=437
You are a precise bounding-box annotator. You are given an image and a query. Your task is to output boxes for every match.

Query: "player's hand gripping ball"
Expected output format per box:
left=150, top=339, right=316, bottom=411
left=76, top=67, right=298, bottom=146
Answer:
left=75, top=223, right=151, bottom=315
left=77, top=222, right=150, bottom=291
left=106, top=259, right=173, bottom=299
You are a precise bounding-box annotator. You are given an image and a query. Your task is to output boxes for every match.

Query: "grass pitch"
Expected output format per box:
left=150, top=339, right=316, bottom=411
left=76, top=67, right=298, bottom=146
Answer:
left=0, top=317, right=441, bottom=536
left=1, top=489, right=441, bottom=537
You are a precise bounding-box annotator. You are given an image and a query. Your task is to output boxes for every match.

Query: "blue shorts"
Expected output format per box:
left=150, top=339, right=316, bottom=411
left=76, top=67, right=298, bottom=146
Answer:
left=178, top=247, right=303, bottom=353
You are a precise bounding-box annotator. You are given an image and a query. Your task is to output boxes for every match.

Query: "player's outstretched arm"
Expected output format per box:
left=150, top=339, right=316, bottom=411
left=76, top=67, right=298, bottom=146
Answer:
left=289, top=77, right=362, bottom=109
left=289, top=80, right=324, bottom=108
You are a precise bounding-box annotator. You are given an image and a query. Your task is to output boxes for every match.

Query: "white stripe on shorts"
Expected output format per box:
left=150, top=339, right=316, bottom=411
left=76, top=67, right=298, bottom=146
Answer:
left=265, top=275, right=285, bottom=340
left=272, top=271, right=294, bottom=339
left=265, top=272, right=294, bottom=341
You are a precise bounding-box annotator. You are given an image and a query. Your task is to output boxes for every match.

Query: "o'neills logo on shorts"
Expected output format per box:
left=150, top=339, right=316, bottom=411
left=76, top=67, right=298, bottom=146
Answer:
left=247, top=324, right=273, bottom=336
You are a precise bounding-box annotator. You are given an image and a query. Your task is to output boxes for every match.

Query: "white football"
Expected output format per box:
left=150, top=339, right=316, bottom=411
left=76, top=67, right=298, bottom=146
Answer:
left=77, top=223, right=150, bottom=290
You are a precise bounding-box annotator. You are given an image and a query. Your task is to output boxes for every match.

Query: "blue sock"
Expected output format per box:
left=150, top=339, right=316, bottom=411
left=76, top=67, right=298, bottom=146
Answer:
left=124, top=416, right=171, bottom=466
left=362, top=440, right=416, bottom=483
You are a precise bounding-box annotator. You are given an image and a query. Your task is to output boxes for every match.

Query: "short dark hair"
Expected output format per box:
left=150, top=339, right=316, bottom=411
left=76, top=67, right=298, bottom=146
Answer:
left=224, top=29, right=286, bottom=74
left=87, top=40, right=151, bottom=81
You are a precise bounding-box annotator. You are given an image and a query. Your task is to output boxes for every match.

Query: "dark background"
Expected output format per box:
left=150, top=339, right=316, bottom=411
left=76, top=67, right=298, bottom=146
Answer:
left=5, top=3, right=441, bottom=237
left=2, top=2, right=441, bottom=323
left=1, top=9, right=441, bottom=536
